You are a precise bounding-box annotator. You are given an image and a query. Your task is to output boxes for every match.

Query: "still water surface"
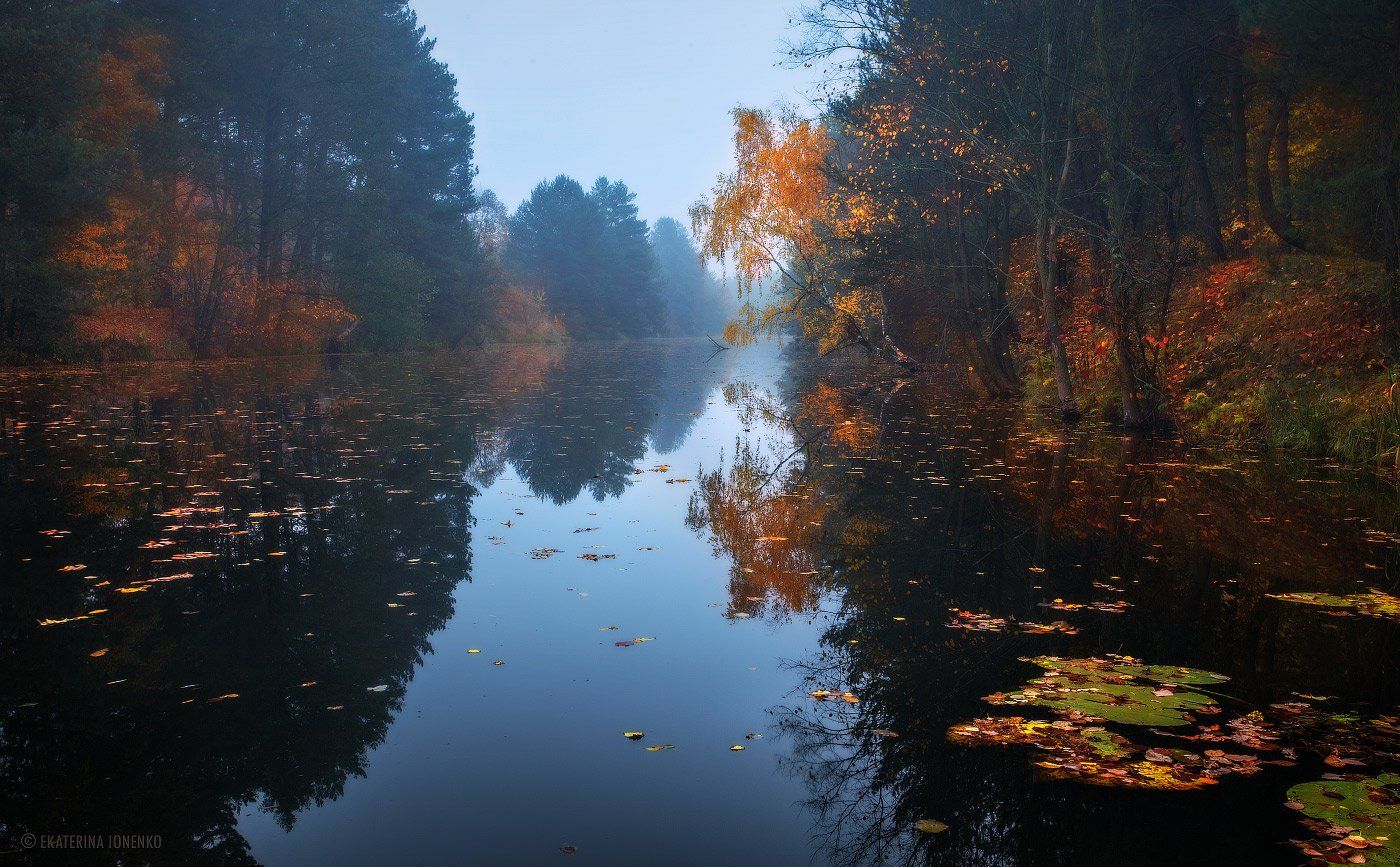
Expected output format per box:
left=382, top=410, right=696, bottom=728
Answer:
left=1, top=341, right=1397, bottom=865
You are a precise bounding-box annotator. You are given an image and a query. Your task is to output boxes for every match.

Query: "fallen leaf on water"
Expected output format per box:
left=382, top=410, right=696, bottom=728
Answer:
left=645, top=744, right=674, bottom=751
left=914, top=819, right=948, bottom=834
left=39, top=615, right=90, bottom=626
left=729, top=745, right=745, bottom=751
left=624, top=731, right=644, bottom=740
left=366, top=684, right=389, bottom=692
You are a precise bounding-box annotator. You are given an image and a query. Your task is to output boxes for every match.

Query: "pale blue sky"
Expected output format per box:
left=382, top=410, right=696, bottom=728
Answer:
left=411, top=0, right=822, bottom=225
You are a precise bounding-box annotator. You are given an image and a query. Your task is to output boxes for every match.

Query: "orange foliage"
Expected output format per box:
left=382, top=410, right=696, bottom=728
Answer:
left=78, top=33, right=168, bottom=146
left=797, top=382, right=880, bottom=453
left=688, top=443, right=827, bottom=618
left=488, top=285, right=569, bottom=344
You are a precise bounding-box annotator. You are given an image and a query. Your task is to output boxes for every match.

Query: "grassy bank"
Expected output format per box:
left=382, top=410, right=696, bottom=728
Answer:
left=1032, top=253, right=1400, bottom=469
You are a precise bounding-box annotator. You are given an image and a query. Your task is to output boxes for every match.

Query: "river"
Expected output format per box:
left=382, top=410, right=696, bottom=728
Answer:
left=1, top=340, right=1396, bottom=865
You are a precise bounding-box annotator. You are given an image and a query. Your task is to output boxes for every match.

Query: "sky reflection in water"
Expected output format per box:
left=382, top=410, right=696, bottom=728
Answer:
left=1, top=340, right=1397, bottom=865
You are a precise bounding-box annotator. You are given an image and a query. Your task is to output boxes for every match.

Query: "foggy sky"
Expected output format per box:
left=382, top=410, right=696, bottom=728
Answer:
left=411, top=0, right=822, bottom=225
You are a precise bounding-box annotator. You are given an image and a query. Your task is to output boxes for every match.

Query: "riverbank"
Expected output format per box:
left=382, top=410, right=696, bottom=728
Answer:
left=1023, top=253, right=1400, bottom=470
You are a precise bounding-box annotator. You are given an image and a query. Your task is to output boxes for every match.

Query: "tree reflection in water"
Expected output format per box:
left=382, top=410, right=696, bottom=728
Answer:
left=0, top=340, right=729, bottom=862
left=690, top=360, right=1400, bottom=865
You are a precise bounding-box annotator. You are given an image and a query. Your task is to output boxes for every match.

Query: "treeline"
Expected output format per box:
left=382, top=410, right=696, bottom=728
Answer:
left=490, top=175, right=729, bottom=341
left=693, top=0, right=1399, bottom=431
left=0, top=2, right=727, bottom=360
left=2, top=0, right=483, bottom=358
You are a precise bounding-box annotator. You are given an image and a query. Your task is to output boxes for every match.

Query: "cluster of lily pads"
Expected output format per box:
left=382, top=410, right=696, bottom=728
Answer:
left=950, top=656, right=1251, bottom=790
left=1288, top=774, right=1399, bottom=865
left=945, top=655, right=1400, bottom=862
left=1268, top=590, right=1400, bottom=623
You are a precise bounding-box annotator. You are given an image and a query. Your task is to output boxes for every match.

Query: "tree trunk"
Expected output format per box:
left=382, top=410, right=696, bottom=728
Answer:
left=986, top=274, right=1020, bottom=390
left=1116, top=332, right=1146, bottom=429
left=1035, top=218, right=1080, bottom=420
left=1226, top=14, right=1250, bottom=197
left=255, top=100, right=284, bottom=326
left=1382, top=152, right=1400, bottom=352
left=1172, top=68, right=1228, bottom=261
left=1253, top=88, right=1306, bottom=250
left=1275, top=104, right=1293, bottom=211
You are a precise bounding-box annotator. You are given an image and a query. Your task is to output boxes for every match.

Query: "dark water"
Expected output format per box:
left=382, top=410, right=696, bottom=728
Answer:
left=1, top=341, right=1396, bottom=865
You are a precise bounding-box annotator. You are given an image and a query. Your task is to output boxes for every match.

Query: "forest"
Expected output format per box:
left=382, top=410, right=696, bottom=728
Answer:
left=691, top=0, right=1400, bottom=461
left=5, top=0, right=1400, bottom=463
left=0, top=0, right=727, bottom=361
left=5, top=3, right=1400, bottom=863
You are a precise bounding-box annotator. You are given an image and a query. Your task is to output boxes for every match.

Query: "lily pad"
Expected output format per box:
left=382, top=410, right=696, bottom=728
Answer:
left=985, top=656, right=1228, bottom=727
left=1025, top=656, right=1231, bottom=687
left=1286, top=773, right=1400, bottom=866
left=946, top=716, right=1243, bottom=791
left=1268, top=590, right=1400, bottom=622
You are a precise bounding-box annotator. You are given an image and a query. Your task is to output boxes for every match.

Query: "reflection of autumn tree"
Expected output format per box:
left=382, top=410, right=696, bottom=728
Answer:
left=729, top=359, right=1400, bottom=863
left=687, top=375, right=921, bottom=619
left=796, top=381, right=880, bottom=454
left=688, top=439, right=828, bottom=619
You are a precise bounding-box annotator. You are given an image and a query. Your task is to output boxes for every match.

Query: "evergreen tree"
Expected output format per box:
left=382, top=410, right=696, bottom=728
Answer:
left=503, top=175, right=664, bottom=339
left=651, top=217, right=728, bottom=335
left=0, top=1, right=109, bottom=353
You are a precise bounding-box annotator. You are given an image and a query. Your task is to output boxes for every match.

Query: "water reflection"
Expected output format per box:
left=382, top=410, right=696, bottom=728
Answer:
left=690, top=362, right=1400, bottom=865
left=4, top=341, right=1398, bottom=864
left=0, top=340, right=729, bottom=862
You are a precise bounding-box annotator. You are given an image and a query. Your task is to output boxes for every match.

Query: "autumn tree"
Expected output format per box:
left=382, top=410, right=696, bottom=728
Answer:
left=692, top=107, right=896, bottom=358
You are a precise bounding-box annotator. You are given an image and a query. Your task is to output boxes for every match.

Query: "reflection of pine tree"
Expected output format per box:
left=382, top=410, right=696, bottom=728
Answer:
left=0, top=343, right=739, bottom=859
left=0, top=358, right=479, bottom=861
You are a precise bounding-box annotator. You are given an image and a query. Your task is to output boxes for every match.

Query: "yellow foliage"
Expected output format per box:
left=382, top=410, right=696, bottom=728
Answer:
left=691, top=107, right=838, bottom=341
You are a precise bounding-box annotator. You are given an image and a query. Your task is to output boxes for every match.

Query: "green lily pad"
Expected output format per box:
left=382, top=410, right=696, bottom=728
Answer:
left=946, top=716, right=1244, bottom=791
left=1286, top=774, right=1400, bottom=865
left=1268, top=590, right=1400, bottom=622
left=1025, top=656, right=1232, bottom=686
left=985, top=656, right=1228, bottom=727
